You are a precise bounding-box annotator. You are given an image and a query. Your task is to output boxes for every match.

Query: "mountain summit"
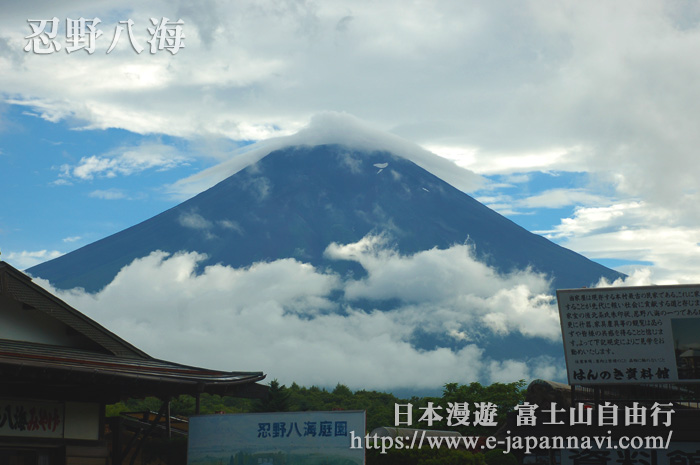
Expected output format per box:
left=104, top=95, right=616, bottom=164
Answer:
left=28, top=115, right=621, bottom=293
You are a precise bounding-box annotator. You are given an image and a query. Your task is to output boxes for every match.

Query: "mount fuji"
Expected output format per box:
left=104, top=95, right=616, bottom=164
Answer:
left=29, top=115, right=620, bottom=294
left=26, top=114, right=623, bottom=386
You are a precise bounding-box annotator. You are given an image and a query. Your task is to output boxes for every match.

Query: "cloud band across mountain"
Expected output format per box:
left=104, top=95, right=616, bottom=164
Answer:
left=41, top=238, right=564, bottom=391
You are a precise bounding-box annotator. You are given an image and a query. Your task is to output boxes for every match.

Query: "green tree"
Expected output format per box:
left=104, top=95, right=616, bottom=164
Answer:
left=437, top=380, right=526, bottom=435
left=252, top=380, right=290, bottom=412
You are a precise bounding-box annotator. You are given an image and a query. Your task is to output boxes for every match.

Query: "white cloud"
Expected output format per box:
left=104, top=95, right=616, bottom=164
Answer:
left=177, top=212, right=245, bottom=238
left=4, top=249, right=63, bottom=269
left=58, top=141, right=191, bottom=180
left=595, top=268, right=653, bottom=288
left=177, top=211, right=219, bottom=240
left=178, top=211, right=213, bottom=230
left=165, top=112, right=485, bottom=199
left=486, top=358, right=565, bottom=384
left=41, top=236, right=563, bottom=390
left=517, top=189, right=608, bottom=210
left=218, top=219, right=244, bottom=235
left=325, top=234, right=560, bottom=341
left=89, top=189, right=127, bottom=200
left=478, top=188, right=610, bottom=215
left=428, top=145, right=590, bottom=177
left=541, top=201, right=700, bottom=284
left=62, top=236, right=82, bottom=243
left=50, top=178, right=73, bottom=187
left=536, top=202, right=648, bottom=240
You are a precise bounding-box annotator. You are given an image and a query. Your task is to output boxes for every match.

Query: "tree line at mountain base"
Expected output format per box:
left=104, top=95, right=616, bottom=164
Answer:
left=107, top=380, right=524, bottom=465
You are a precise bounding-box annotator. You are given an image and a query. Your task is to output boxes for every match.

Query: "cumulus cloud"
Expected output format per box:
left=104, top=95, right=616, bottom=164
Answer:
left=325, top=234, right=560, bottom=341
left=594, top=268, right=654, bottom=288
left=41, top=235, right=563, bottom=390
left=58, top=141, right=191, bottom=181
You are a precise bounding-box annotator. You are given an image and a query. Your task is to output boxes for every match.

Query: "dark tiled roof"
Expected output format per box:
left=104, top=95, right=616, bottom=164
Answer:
left=0, top=338, right=264, bottom=385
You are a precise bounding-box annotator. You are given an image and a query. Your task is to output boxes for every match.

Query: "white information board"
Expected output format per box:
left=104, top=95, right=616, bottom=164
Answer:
left=557, top=285, right=700, bottom=385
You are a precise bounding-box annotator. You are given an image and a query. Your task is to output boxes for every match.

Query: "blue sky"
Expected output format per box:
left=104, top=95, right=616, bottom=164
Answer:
left=2, top=0, right=700, bottom=390
left=1, top=104, right=210, bottom=261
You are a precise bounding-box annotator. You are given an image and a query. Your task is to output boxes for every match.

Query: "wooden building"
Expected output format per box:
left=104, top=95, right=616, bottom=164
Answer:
left=0, top=261, right=267, bottom=464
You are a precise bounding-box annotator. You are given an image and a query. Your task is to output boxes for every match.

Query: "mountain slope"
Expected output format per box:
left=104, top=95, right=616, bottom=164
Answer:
left=28, top=144, right=622, bottom=293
